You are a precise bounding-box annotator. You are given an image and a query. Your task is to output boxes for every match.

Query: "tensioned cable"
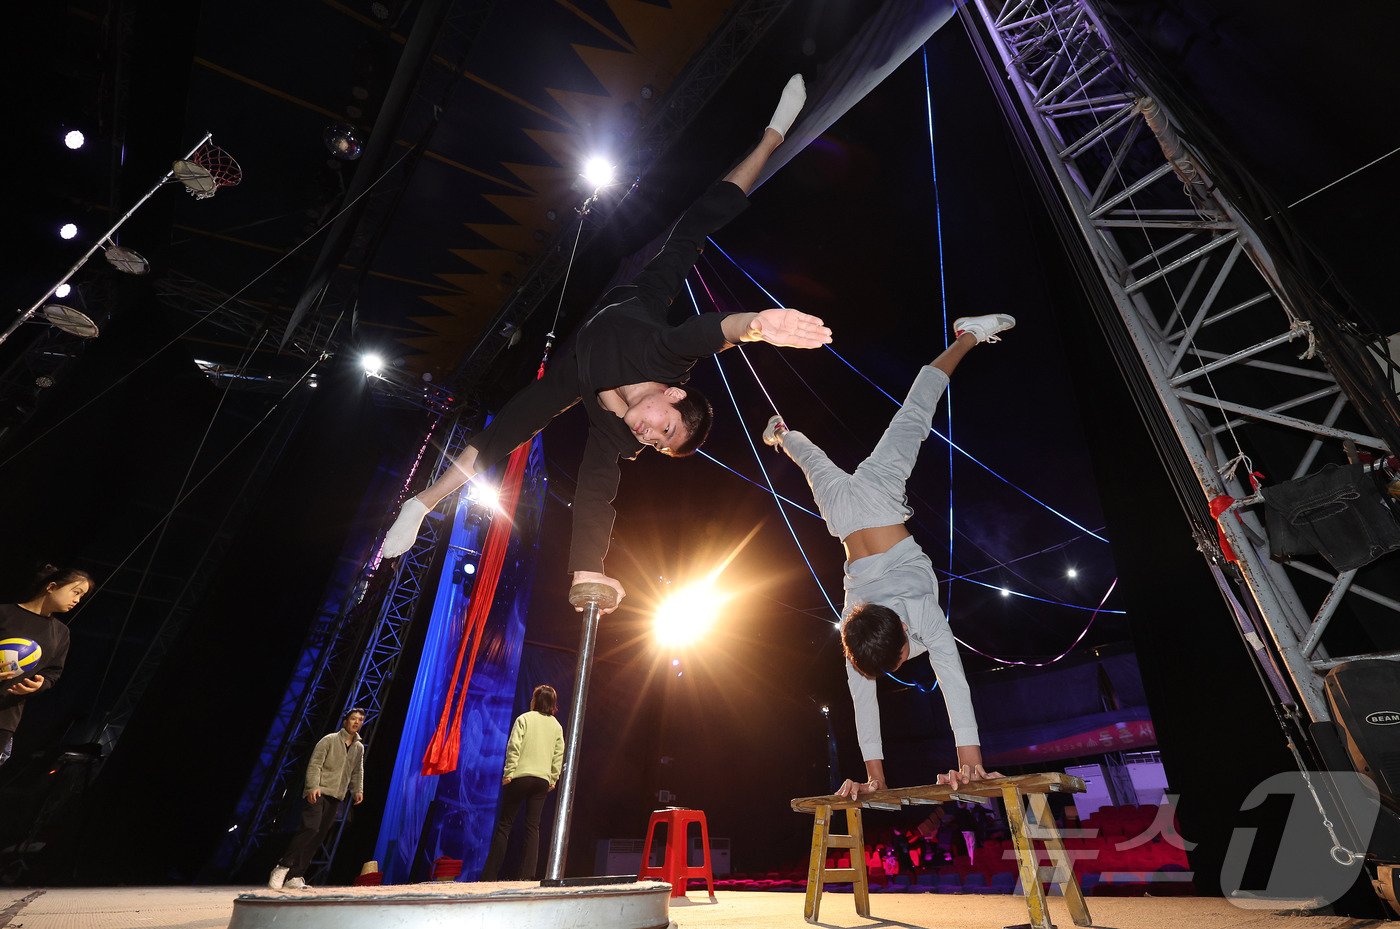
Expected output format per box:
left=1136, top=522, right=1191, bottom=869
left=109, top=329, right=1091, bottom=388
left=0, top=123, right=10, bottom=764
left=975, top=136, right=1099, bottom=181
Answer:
left=922, top=44, right=958, bottom=624
left=0, top=142, right=420, bottom=475
left=694, top=249, right=1093, bottom=603
left=684, top=280, right=839, bottom=620
left=85, top=315, right=342, bottom=707
left=698, top=440, right=1122, bottom=612
left=691, top=268, right=784, bottom=423
left=703, top=236, right=1112, bottom=543
left=684, top=276, right=1127, bottom=636
left=91, top=328, right=270, bottom=709
left=960, top=578, right=1119, bottom=667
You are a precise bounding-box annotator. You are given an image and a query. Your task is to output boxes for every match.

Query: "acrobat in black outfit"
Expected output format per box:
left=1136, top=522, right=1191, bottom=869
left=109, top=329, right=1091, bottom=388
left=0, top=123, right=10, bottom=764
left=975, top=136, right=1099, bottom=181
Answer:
left=381, top=75, right=829, bottom=612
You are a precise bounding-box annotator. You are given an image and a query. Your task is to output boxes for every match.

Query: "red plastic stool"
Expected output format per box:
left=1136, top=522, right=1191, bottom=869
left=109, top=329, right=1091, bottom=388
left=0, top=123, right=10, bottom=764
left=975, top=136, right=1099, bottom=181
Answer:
left=639, top=807, right=716, bottom=899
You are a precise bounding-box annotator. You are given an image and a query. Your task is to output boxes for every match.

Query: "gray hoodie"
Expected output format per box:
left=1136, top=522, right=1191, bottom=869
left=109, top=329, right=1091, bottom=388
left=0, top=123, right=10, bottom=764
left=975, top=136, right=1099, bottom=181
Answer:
left=304, top=728, right=365, bottom=800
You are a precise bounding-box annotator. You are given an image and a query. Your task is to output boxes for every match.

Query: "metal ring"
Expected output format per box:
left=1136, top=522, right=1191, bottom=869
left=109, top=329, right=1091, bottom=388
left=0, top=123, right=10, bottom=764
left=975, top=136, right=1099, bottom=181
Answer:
left=1330, top=845, right=1357, bottom=867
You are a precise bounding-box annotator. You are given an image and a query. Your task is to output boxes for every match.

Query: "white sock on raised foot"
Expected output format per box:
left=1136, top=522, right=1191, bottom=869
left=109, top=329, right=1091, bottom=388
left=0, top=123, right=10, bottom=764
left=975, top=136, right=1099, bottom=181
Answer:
left=382, top=497, right=429, bottom=558
left=766, top=74, right=806, bottom=140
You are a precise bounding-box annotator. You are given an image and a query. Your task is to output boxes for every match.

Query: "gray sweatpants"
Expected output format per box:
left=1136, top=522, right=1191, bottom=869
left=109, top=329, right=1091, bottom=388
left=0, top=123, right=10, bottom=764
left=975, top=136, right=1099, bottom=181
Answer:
left=780, top=366, right=980, bottom=759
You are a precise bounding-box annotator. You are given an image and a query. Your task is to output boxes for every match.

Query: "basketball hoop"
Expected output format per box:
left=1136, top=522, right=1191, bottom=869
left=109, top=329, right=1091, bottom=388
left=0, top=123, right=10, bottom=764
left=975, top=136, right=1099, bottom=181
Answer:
left=172, top=141, right=242, bottom=200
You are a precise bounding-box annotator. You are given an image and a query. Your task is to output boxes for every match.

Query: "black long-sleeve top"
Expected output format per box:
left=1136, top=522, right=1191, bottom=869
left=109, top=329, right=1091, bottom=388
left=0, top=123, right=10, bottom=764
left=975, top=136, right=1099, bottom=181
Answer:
left=0, top=603, right=71, bottom=732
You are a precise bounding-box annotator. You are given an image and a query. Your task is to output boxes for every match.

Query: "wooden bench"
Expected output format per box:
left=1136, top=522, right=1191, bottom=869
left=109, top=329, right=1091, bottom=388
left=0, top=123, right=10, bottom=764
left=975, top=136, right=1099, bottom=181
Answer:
left=791, top=773, right=1090, bottom=928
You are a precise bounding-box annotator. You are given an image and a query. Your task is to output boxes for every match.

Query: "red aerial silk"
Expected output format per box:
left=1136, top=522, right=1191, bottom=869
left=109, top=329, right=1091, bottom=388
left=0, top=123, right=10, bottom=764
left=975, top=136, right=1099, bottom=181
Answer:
left=420, top=422, right=533, bottom=776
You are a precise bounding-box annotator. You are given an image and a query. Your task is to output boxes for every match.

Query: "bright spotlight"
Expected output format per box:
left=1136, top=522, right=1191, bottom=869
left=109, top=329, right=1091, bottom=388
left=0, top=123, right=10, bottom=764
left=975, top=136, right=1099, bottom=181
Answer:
left=581, top=156, right=616, bottom=189
left=361, top=352, right=385, bottom=377
left=671, top=658, right=680, bottom=667
left=64, top=130, right=85, bottom=150
left=654, top=578, right=726, bottom=648
left=59, top=223, right=78, bottom=240
left=53, top=283, right=71, bottom=299
left=463, top=562, right=476, bottom=576
left=1000, top=587, right=1011, bottom=597
left=820, top=705, right=830, bottom=716
left=467, top=481, right=501, bottom=510
left=1066, top=567, right=1078, bottom=579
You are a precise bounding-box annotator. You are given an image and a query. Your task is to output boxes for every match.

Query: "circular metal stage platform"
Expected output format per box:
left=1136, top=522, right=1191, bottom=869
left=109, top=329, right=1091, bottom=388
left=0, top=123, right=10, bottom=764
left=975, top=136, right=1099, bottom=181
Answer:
left=227, top=879, right=673, bottom=929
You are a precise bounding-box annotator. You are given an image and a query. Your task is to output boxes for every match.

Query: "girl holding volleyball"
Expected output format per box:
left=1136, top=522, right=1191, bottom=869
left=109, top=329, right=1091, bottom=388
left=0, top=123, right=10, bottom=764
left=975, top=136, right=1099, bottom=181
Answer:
left=0, top=564, right=90, bottom=766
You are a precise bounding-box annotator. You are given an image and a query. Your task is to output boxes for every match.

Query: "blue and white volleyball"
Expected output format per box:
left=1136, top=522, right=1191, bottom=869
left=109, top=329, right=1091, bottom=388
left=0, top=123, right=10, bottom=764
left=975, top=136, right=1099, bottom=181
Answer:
left=0, top=638, right=41, bottom=681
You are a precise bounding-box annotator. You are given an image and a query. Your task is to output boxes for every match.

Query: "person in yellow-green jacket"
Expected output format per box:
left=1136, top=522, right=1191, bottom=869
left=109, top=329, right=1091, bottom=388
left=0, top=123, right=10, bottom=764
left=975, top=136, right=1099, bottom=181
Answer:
left=480, top=684, right=565, bottom=880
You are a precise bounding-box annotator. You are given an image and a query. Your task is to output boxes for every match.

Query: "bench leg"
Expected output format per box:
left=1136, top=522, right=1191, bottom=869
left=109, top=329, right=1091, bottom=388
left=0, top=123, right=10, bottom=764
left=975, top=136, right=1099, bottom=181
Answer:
left=1002, top=785, right=1053, bottom=929
left=804, top=804, right=830, bottom=923
left=1029, top=792, right=1092, bottom=928
left=850, top=808, right=870, bottom=918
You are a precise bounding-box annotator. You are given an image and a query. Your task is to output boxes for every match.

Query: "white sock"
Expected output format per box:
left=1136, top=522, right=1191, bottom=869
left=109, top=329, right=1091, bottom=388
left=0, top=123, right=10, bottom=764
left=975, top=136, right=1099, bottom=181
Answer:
left=766, top=74, right=806, bottom=141
left=382, top=497, right=429, bottom=558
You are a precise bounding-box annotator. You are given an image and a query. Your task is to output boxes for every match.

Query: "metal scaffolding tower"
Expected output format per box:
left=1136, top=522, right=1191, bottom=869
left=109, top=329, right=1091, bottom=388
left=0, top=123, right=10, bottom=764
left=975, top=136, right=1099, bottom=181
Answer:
left=221, top=417, right=474, bottom=878
left=962, top=0, right=1398, bottom=728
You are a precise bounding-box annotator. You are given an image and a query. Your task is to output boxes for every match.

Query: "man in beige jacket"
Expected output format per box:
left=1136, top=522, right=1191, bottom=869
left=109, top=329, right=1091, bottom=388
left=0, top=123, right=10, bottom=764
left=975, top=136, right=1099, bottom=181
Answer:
left=269, top=708, right=367, bottom=889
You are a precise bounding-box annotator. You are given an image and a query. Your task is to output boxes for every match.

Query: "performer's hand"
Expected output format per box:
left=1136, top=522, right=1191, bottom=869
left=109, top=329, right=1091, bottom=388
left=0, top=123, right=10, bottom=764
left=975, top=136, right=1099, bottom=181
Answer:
left=353, top=792, right=364, bottom=806
left=571, top=571, right=625, bottom=613
left=835, top=777, right=883, bottom=800
left=938, top=764, right=1003, bottom=791
left=307, top=789, right=322, bottom=804
left=502, top=776, right=513, bottom=786
left=746, top=308, right=832, bottom=349
left=6, top=675, right=43, bottom=696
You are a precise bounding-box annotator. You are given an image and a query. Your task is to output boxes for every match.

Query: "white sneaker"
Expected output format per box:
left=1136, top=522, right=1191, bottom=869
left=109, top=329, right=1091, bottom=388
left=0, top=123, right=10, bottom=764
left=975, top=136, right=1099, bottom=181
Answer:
left=762, top=414, right=788, bottom=447
left=381, top=497, right=429, bottom=558
left=285, top=877, right=309, bottom=890
left=268, top=865, right=289, bottom=890
left=953, top=314, right=1016, bottom=344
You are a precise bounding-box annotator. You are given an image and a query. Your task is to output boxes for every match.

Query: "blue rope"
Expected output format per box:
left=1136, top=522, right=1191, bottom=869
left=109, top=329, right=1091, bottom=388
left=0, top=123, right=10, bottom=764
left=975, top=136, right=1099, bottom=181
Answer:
left=923, top=45, right=956, bottom=621
left=695, top=450, right=822, bottom=519
left=684, top=281, right=841, bottom=622
left=702, top=236, right=1111, bottom=544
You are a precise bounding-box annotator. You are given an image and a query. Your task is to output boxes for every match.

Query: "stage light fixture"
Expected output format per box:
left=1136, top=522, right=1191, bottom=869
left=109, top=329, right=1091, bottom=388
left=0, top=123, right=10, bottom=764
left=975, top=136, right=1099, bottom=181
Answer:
left=467, top=481, right=501, bottom=511
left=324, top=124, right=364, bottom=160
left=64, top=130, right=85, bottom=150
left=1066, top=567, right=1078, bottom=579
left=53, top=283, right=71, bottom=299
left=582, top=157, right=616, bottom=189
left=464, top=562, right=476, bottom=576
left=820, top=705, right=830, bottom=716
left=654, top=577, right=725, bottom=648
left=361, top=352, right=385, bottom=377
left=1000, top=587, right=1011, bottom=597
left=59, top=223, right=78, bottom=240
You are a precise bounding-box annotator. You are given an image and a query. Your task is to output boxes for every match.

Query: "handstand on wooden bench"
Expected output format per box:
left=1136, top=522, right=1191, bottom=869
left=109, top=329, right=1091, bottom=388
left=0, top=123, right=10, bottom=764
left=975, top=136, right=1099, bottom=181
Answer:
left=791, top=772, right=1091, bottom=929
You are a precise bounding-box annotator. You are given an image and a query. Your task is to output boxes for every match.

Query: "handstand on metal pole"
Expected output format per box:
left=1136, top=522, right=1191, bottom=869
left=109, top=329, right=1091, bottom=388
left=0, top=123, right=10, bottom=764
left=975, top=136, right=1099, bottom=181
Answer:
left=542, top=581, right=619, bottom=885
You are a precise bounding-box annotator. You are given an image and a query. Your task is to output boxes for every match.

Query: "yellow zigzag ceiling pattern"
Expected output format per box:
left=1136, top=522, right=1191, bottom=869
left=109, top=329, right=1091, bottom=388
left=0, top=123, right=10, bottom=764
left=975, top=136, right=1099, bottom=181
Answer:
left=404, top=0, right=733, bottom=376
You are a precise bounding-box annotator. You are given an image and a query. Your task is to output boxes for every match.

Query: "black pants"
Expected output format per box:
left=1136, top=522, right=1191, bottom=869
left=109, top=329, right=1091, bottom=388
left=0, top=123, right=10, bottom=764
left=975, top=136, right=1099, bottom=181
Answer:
left=0, top=729, right=12, bottom=767
left=279, top=794, right=343, bottom=878
left=480, top=776, right=550, bottom=881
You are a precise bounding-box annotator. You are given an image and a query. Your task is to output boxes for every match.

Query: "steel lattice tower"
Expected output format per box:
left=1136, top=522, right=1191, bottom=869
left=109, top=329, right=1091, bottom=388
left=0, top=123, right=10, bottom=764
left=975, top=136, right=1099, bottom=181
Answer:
left=964, top=0, right=1398, bottom=727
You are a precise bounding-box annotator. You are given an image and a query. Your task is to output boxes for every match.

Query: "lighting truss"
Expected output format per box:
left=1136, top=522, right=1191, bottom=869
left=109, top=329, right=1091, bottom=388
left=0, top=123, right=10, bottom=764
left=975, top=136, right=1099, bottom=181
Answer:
left=221, top=418, right=474, bottom=879
left=967, top=0, right=1398, bottom=724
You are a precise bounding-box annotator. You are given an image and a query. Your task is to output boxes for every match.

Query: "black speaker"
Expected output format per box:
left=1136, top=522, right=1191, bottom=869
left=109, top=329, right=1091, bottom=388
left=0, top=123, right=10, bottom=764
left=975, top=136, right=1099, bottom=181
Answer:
left=1325, top=660, right=1400, bottom=812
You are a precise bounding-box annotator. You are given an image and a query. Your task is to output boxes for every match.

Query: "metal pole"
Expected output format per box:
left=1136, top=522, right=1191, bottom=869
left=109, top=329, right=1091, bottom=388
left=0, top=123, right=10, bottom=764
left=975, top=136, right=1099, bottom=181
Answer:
left=0, top=132, right=213, bottom=348
left=543, top=581, right=618, bottom=883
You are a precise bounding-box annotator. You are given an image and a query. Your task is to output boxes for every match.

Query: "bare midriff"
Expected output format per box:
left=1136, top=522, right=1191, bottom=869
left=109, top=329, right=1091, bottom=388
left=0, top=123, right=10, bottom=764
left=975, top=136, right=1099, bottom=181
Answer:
left=842, top=524, right=911, bottom=562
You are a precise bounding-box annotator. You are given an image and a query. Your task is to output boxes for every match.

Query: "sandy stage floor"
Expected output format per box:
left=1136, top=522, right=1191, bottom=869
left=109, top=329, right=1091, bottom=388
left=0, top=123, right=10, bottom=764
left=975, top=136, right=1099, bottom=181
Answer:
left=0, top=884, right=1379, bottom=929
